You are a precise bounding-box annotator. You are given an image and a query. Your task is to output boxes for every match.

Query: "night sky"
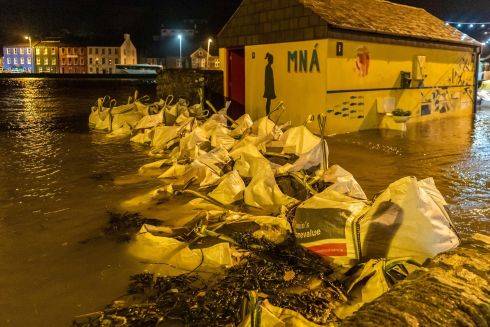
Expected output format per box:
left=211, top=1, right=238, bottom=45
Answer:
left=0, top=0, right=488, bottom=47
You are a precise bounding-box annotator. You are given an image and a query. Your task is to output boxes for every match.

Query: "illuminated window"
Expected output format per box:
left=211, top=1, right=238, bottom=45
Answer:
left=51, top=48, right=55, bottom=55
left=44, top=48, right=48, bottom=55
left=52, top=58, right=56, bottom=65
left=13, top=58, right=17, bottom=64
left=20, top=48, right=24, bottom=55
left=36, top=48, right=40, bottom=55
left=27, top=57, right=31, bottom=64
left=6, top=58, right=10, bottom=64
left=26, top=48, right=31, bottom=54
left=13, top=48, right=17, bottom=54
left=20, top=57, right=24, bottom=64
left=36, top=58, right=40, bottom=65
left=5, top=48, right=9, bottom=54
left=39, top=67, right=43, bottom=72
left=109, top=59, right=112, bottom=65
left=44, top=58, right=48, bottom=65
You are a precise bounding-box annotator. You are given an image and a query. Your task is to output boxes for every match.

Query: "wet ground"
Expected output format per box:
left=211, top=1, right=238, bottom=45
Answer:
left=0, top=78, right=488, bottom=326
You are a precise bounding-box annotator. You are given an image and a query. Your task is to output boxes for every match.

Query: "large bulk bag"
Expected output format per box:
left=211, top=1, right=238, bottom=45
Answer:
left=294, top=189, right=369, bottom=267
left=359, top=177, right=459, bottom=262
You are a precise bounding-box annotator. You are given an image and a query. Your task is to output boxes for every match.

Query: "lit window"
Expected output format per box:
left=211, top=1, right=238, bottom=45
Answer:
left=6, top=58, right=10, bottom=64
left=44, top=58, right=48, bottom=65
left=5, top=48, right=9, bottom=54
left=13, top=48, right=17, bottom=54
left=13, top=58, right=18, bottom=65
left=27, top=48, right=31, bottom=54
left=20, top=58, right=24, bottom=64
left=27, top=58, right=31, bottom=64
left=51, top=48, right=55, bottom=55
left=109, top=59, right=112, bottom=64
left=52, top=58, right=56, bottom=65
left=36, top=58, right=41, bottom=65
left=20, top=48, right=24, bottom=55
left=36, top=48, right=40, bottom=55
left=39, top=67, right=43, bottom=72
left=43, top=48, right=47, bottom=55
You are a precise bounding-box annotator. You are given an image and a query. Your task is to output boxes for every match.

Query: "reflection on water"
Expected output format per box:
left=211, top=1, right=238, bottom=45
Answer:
left=0, top=78, right=488, bottom=326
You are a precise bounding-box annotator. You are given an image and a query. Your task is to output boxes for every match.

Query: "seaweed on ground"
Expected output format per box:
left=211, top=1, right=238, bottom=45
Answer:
left=91, top=234, right=343, bottom=326
left=104, top=211, right=162, bottom=242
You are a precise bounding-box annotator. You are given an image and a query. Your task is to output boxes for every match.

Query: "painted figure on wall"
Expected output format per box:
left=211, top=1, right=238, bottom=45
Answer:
left=264, top=53, right=276, bottom=115
left=355, top=46, right=370, bottom=77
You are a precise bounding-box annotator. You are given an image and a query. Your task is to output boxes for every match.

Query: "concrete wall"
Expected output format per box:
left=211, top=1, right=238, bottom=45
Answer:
left=224, top=37, right=476, bottom=134
left=156, top=69, right=224, bottom=107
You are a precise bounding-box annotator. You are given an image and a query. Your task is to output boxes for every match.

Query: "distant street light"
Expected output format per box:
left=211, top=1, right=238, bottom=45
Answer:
left=178, top=34, right=182, bottom=68
left=207, top=38, right=213, bottom=69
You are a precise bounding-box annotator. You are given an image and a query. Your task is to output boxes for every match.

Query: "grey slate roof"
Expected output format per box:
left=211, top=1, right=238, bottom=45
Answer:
left=298, top=0, right=479, bottom=45
left=218, top=0, right=480, bottom=48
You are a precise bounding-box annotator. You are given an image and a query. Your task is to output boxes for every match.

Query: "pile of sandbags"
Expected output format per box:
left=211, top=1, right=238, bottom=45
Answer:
left=82, top=92, right=462, bottom=326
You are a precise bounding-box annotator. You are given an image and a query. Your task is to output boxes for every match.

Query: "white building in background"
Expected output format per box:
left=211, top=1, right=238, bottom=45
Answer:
left=87, top=34, right=137, bottom=74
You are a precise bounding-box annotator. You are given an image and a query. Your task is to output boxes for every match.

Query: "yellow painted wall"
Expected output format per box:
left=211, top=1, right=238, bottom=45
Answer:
left=325, top=39, right=475, bottom=134
left=244, top=40, right=327, bottom=125
left=221, top=37, right=476, bottom=135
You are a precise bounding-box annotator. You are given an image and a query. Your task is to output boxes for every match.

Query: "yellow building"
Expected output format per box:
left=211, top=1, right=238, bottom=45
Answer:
left=218, top=0, right=481, bottom=134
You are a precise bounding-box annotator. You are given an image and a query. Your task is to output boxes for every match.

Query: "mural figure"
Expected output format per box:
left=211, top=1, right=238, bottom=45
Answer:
left=263, top=53, right=276, bottom=115
left=355, top=46, right=370, bottom=77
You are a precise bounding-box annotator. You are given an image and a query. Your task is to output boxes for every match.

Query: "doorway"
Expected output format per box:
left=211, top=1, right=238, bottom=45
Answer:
left=227, top=48, right=245, bottom=119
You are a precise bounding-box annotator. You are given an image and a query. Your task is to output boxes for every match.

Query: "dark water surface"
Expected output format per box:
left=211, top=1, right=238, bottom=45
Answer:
left=0, top=78, right=488, bottom=326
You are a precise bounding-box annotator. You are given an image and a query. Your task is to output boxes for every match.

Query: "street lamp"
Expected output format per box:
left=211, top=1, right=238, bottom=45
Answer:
left=207, top=38, right=213, bottom=69
left=24, top=36, right=32, bottom=72
left=178, top=34, right=182, bottom=68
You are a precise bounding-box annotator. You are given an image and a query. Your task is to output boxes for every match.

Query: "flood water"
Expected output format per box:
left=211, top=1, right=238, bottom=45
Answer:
left=0, top=78, right=488, bottom=326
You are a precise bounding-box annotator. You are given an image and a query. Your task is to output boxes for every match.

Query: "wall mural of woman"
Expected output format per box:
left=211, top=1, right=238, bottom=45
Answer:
left=263, top=53, right=276, bottom=115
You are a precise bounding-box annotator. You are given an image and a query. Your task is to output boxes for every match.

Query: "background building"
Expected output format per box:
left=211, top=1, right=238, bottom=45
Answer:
left=87, top=34, right=137, bottom=74
left=190, top=47, right=220, bottom=70
left=2, top=43, right=33, bottom=73
left=218, top=0, right=481, bottom=132
left=59, top=44, right=87, bottom=73
left=34, top=40, right=60, bottom=73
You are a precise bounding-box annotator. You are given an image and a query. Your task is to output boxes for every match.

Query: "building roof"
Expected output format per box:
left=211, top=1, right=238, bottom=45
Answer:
left=298, top=0, right=478, bottom=46
left=218, top=0, right=480, bottom=48
left=3, top=43, right=31, bottom=48
left=34, top=40, right=61, bottom=47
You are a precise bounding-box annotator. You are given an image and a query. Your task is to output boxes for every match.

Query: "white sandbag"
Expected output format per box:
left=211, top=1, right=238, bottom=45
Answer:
left=294, top=189, right=369, bottom=267
left=210, top=125, right=236, bottom=150
left=128, top=225, right=233, bottom=274
left=208, top=170, right=245, bottom=205
left=138, top=159, right=169, bottom=176
left=185, top=147, right=232, bottom=187
left=251, top=116, right=283, bottom=139
left=323, top=165, right=367, bottom=200
left=229, top=114, right=253, bottom=137
left=110, top=102, right=137, bottom=115
left=134, top=112, right=163, bottom=130
left=130, top=129, right=154, bottom=145
left=359, top=176, right=460, bottom=263
left=151, top=125, right=181, bottom=149
left=244, top=163, right=295, bottom=213
left=272, top=125, right=320, bottom=155
left=179, top=127, right=209, bottom=156
left=111, top=110, right=143, bottom=129
left=158, top=162, right=187, bottom=179
left=93, top=109, right=112, bottom=131
left=277, top=141, right=326, bottom=173
left=107, top=122, right=132, bottom=138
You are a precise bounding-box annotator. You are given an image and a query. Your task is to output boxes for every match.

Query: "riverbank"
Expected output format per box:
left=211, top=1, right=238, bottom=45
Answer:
left=0, top=73, right=157, bottom=80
